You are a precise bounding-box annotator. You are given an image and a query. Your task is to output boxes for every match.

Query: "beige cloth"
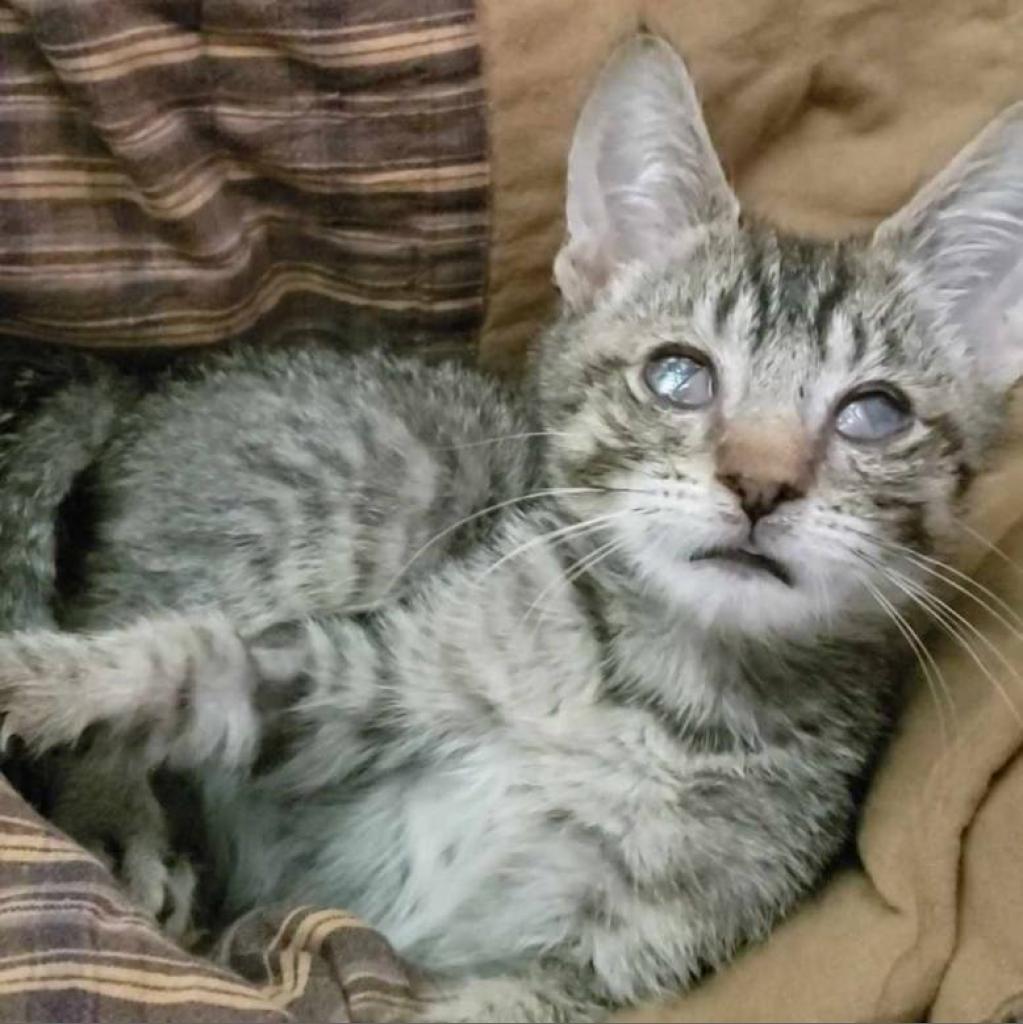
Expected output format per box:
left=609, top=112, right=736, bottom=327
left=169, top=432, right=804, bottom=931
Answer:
left=477, top=2, right=1023, bottom=1020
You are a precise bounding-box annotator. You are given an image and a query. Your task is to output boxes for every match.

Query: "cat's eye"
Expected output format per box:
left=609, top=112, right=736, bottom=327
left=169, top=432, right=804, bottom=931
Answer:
left=642, top=351, right=715, bottom=409
left=835, top=388, right=912, bottom=442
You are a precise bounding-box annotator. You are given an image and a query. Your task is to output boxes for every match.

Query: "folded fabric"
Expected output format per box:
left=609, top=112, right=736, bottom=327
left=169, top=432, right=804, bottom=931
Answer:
left=0, top=0, right=487, bottom=356
left=213, top=905, right=419, bottom=1022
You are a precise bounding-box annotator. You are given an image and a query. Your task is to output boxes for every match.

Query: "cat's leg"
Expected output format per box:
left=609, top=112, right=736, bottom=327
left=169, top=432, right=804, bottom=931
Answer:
left=0, top=614, right=253, bottom=936
left=0, top=612, right=262, bottom=768
left=49, top=751, right=198, bottom=941
left=416, top=964, right=611, bottom=1024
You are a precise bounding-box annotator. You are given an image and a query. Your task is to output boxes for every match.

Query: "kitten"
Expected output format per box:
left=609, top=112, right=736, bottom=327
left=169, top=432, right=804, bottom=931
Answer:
left=1, top=34, right=1022, bottom=1023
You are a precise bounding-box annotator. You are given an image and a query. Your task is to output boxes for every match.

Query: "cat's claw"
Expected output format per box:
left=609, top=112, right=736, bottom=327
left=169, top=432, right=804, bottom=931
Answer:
left=82, top=830, right=198, bottom=942
left=48, top=752, right=199, bottom=945
left=122, top=840, right=198, bottom=942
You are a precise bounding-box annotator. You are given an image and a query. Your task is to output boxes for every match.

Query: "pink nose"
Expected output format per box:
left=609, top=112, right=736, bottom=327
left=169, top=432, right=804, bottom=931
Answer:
left=715, top=472, right=805, bottom=523
left=715, top=419, right=813, bottom=524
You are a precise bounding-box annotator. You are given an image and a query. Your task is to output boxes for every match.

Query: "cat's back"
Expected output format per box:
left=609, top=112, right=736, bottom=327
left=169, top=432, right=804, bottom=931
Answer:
left=61, top=344, right=537, bottom=630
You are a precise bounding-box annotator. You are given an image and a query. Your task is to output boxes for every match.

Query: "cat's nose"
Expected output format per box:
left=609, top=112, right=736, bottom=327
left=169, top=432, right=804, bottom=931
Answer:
left=715, top=419, right=812, bottom=524
left=716, top=473, right=805, bottom=523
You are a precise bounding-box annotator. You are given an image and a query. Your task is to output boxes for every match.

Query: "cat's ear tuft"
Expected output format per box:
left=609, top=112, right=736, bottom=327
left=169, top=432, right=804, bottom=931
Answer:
left=873, top=103, right=1023, bottom=391
left=554, top=35, right=739, bottom=311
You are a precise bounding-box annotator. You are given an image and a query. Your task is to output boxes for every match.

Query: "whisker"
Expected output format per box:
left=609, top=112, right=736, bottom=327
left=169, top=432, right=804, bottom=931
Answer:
left=473, top=510, right=633, bottom=587
left=829, top=523, right=1023, bottom=636
left=834, top=529, right=1023, bottom=724
left=881, top=564, right=1023, bottom=726
left=564, top=536, right=628, bottom=588
left=846, top=536, right=1023, bottom=727
left=381, top=486, right=609, bottom=597
left=897, top=549, right=1023, bottom=633
left=891, top=555, right=1023, bottom=648
left=855, top=569, right=955, bottom=743
left=428, top=431, right=568, bottom=452
left=521, top=535, right=625, bottom=631
left=954, top=519, right=1023, bottom=580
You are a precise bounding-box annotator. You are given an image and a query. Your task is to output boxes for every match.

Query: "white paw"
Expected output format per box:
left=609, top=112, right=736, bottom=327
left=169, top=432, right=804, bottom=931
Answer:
left=50, top=757, right=199, bottom=944
left=79, top=830, right=198, bottom=942
left=0, top=654, right=66, bottom=753
left=121, top=838, right=198, bottom=942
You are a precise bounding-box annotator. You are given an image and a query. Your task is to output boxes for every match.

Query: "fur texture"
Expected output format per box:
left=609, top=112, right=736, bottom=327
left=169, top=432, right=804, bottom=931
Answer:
left=1, top=34, right=1022, bottom=1023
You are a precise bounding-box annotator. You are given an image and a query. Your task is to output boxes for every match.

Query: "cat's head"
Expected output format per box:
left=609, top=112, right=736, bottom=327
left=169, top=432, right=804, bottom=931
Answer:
left=534, top=35, right=1023, bottom=637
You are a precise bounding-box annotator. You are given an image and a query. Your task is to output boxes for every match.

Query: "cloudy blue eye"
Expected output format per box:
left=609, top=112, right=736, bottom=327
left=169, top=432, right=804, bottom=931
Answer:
left=835, top=389, right=912, bottom=442
left=643, top=352, right=715, bottom=409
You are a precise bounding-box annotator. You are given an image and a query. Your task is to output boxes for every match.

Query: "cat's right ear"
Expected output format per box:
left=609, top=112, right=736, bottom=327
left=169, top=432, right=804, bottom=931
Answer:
left=873, top=103, right=1023, bottom=391
left=553, top=35, right=740, bottom=312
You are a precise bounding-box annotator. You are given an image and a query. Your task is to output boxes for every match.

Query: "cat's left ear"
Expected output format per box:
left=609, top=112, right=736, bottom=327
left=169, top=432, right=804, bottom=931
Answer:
left=873, top=103, right=1023, bottom=390
left=554, top=35, right=739, bottom=311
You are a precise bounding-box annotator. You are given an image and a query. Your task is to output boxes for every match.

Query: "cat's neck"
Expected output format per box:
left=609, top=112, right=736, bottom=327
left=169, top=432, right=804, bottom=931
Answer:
left=573, top=550, right=902, bottom=753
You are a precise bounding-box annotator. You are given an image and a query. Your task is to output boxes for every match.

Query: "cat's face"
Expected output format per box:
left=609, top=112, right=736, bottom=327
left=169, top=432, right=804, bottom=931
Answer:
left=537, top=36, right=1023, bottom=637
left=540, top=228, right=990, bottom=634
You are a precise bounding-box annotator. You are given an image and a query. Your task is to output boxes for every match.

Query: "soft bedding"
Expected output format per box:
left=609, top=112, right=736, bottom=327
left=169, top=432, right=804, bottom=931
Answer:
left=0, top=774, right=416, bottom=1021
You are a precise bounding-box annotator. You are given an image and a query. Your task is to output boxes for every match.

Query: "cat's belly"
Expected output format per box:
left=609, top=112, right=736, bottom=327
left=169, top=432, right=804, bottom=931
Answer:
left=199, top=757, right=604, bottom=974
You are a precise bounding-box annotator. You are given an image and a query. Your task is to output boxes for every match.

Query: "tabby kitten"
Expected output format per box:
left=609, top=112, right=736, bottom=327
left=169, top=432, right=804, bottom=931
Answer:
left=1, top=35, right=1022, bottom=1023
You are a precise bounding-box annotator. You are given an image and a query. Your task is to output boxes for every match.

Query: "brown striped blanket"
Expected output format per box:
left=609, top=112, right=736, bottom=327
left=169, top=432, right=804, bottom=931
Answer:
left=0, top=776, right=419, bottom=1022
left=0, top=0, right=487, bottom=356
left=0, top=0, right=479, bottom=1019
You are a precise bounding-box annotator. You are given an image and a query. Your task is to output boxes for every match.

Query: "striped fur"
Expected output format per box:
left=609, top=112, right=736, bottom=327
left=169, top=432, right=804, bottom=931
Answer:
left=2, top=34, right=1023, bottom=1024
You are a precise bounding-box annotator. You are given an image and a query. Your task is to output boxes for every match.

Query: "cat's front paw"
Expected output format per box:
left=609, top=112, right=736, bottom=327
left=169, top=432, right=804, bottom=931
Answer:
left=0, top=641, right=73, bottom=753
left=51, top=757, right=200, bottom=945
left=78, top=830, right=198, bottom=943
left=121, top=840, right=198, bottom=943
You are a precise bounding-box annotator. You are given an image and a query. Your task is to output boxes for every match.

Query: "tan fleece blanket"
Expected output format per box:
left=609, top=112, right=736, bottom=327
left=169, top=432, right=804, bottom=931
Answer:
left=477, top=1, right=1023, bottom=1019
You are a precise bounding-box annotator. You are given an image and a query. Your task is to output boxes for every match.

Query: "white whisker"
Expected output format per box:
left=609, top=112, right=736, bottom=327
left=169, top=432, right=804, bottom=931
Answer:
left=521, top=536, right=625, bottom=632
left=845, top=530, right=1023, bottom=727
left=428, top=431, right=568, bottom=452
left=855, top=570, right=955, bottom=743
left=842, top=524, right=1023, bottom=637
left=954, top=519, right=1023, bottom=580
left=474, top=511, right=633, bottom=587
left=882, top=564, right=1023, bottom=726
left=381, top=486, right=609, bottom=597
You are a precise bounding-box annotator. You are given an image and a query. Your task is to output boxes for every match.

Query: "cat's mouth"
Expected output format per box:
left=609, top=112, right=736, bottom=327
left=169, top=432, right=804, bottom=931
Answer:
left=689, top=545, right=792, bottom=586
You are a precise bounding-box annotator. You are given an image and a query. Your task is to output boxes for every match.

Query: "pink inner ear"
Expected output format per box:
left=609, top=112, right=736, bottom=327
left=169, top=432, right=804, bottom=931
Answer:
left=553, top=239, right=613, bottom=313
left=871, top=101, right=1023, bottom=391
left=554, top=34, right=739, bottom=310
left=974, top=299, right=1023, bottom=390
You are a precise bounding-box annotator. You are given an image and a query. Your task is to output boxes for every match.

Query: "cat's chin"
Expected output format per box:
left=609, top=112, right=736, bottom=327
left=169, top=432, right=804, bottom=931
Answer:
left=681, top=565, right=814, bottom=635
left=632, top=549, right=838, bottom=638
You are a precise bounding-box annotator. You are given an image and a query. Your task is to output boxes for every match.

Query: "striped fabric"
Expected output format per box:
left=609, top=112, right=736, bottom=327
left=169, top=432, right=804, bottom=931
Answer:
left=0, top=0, right=488, bottom=354
left=214, top=905, right=420, bottom=1022
left=0, top=777, right=419, bottom=1022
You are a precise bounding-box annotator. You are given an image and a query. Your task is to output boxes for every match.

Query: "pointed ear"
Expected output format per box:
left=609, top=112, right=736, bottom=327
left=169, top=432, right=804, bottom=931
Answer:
left=553, top=35, right=739, bottom=311
left=873, top=103, right=1023, bottom=390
